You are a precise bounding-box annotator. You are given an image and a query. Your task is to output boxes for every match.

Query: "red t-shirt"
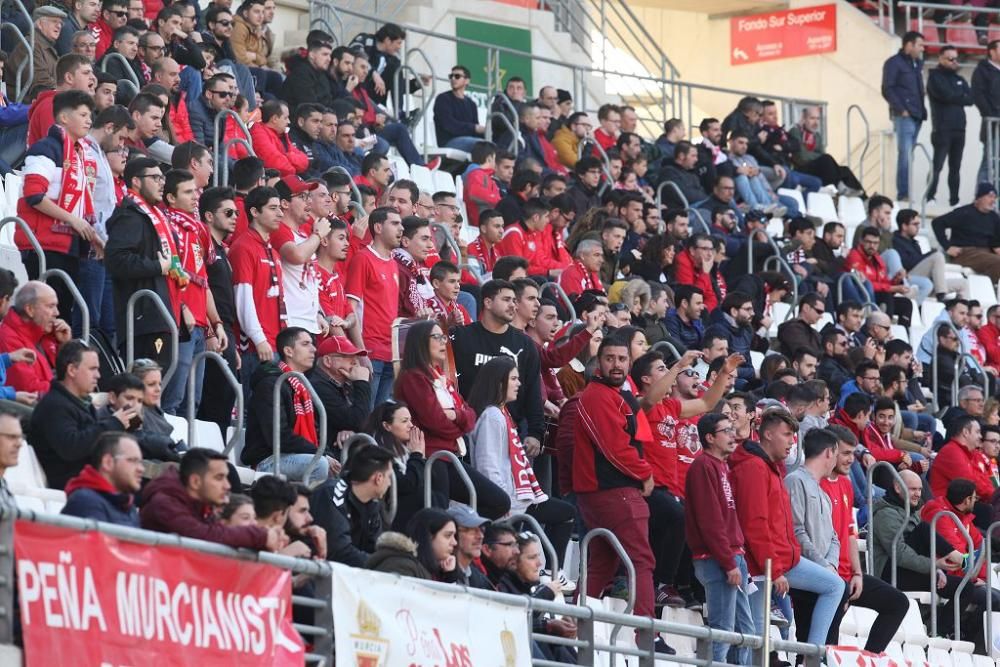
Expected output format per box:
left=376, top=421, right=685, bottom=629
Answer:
left=177, top=220, right=212, bottom=327
left=646, top=398, right=681, bottom=494
left=316, top=263, right=350, bottom=319
left=647, top=397, right=700, bottom=498
left=229, top=228, right=284, bottom=348
left=820, top=474, right=856, bottom=581
left=345, top=245, right=399, bottom=362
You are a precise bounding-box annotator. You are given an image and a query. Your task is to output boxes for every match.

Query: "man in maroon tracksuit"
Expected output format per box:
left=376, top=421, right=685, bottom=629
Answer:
left=572, top=336, right=674, bottom=655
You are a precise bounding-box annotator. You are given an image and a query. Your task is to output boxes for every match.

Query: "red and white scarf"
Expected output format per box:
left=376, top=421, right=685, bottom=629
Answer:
left=468, top=237, right=498, bottom=272
left=52, top=130, right=97, bottom=235
left=428, top=295, right=469, bottom=327
left=164, top=207, right=210, bottom=287
left=572, top=259, right=600, bottom=291
left=278, top=361, right=318, bottom=446
left=130, top=190, right=185, bottom=320
left=503, top=406, right=547, bottom=504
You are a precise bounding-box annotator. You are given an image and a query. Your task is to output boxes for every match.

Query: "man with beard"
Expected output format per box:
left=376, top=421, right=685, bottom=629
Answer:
left=450, top=505, right=492, bottom=589
left=817, top=329, right=853, bottom=397
left=478, top=521, right=520, bottom=588
left=704, top=292, right=755, bottom=390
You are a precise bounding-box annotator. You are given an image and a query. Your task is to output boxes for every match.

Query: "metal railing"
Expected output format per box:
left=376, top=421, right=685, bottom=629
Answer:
left=323, top=165, right=363, bottom=206
left=539, top=281, right=576, bottom=322
left=485, top=95, right=521, bottom=157
left=423, top=450, right=477, bottom=510
left=929, top=509, right=977, bottom=639
left=0, top=215, right=44, bottom=272
left=761, top=255, right=800, bottom=321
left=931, top=319, right=963, bottom=413
left=901, top=1, right=999, bottom=49
left=185, top=350, right=243, bottom=455
left=837, top=271, right=877, bottom=311
left=909, top=142, right=933, bottom=225
left=0, top=505, right=335, bottom=664
left=986, top=117, right=1000, bottom=198
left=983, top=520, right=1000, bottom=650
left=865, top=461, right=910, bottom=586
left=41, top=267, right=90, bottom=341
left=339, top=432, right=378, bottom=464
left=960, top=352, right=991, bottom=401
left=650, top=339, right=681, bottom=363
left=507, top=512, right=559, bottom=575
left=271, top=371, right=329, bottom=484
left=212, top=109, right=255, bottom=187
left=431, top=221, right=462, bottom=266
left=846, top=104, right=871, bottom=185
left=2, top=0, right=33, bottom=102
left=654, top=181, right=710, bottom=236
left=125, top=289, right=179, bottom=387
left=577, top=528, right=634, bottom=664
left=100, top=51, right=141, bottom=90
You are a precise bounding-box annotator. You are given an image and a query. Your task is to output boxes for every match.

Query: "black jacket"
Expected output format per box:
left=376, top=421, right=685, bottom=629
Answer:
left=105, top=196, right=177, bottom=343
left=311, top=477, right=383, bottom=566
left=166, top=34, right=205, bottom=71
left=30, top=382, right=123, bottom=489
left=818, top=354, right=852, bottom=397
left=882, top=50, right=926, bottom=120
left=565, top=181, right=601, bottom=222
left=242, top=362, right=319, bottom=467
left=892, top=230, right=936, bottom=272
left=307, top=368, right=372, bottom=453
left=187, top=93, right=217, bottom=148
left=281, top=54, right=336, bottom=110
left=721, top=109, right=775, bottom=166
left=972, top=59, right=1000, bottom=141
left=927, top=65, right=973, bottom=132
left=99, top=47, right=144, bottom=103
left=366, top=532, right=431, bottom=579
left=659, top=163, right=708, bottom=206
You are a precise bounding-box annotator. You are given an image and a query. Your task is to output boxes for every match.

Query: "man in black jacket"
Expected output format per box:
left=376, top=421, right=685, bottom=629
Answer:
left=817, top=329, right=853, bottom=397
left=659, top=141, right=709, bottom=207
left=308, top=335, right=372, bottom=455
left=104, top=157, right=177, bottom=368
left=311, top=445, right=392, bottom=566
left=99, top=25, right=143, bottom=101
left=565, top=157, right=602, bottom=221
left=281, top=36, right=335, bottom=111
left=31, top=341, right=135, bottom=489
left=892, top=208, right=966, bottom=300
left=287, top=102, right=326, bottom=179
left=927, top=46, right=973, bottom=206
left=882, top=31, right=926, bottom=202
left=973, top=40, right=1000, bottom=184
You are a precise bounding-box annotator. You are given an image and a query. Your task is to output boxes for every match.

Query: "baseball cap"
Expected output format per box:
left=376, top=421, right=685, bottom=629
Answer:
left=275, top=175, right=319, bottom=200
left=448, top=505, right=490, bottom=528
left=316, top=335, right=367, bottom=357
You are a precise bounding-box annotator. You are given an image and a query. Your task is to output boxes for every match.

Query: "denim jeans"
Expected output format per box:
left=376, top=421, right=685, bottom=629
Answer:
left=378, top=121, right=426, bottom=166
left=445, top=136, right=483, bottom=153
left=255, top=452, right=329, bottom=485
left=456, top=290, right=477, bottom=321
left=777, top=193, right=801, bottom=217
left=370, top=359, right=395, bottom=409
left=894, top=115, right=921, bottom=200
left=880, top=248, right=931, bottom=301
left=162, top=326, right=205, bottom=416
left=73, top=258, right=116, bottom=338
left=734, top=174, right=768, bottom=208
left=749, top=557, right=845, bottom=645
left=693, top=555, right=754, bottom=665
left=782, top=169, right=823, bottom=194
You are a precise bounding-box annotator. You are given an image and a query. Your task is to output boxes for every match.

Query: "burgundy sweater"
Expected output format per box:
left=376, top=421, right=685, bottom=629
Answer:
left=684, top=452, right=745, bottom=572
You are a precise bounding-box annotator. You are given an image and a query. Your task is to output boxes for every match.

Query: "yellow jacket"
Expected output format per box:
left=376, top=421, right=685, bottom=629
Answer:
left=552, top=125, right=580, bottom=169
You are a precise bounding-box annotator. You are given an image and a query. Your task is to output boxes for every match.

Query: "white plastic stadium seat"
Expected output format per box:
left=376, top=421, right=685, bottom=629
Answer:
left=777, top=187, right=805, bottom=216
left=969, top=274, right=998, bottom=308
left=409, top=165, right=435, bottom=194
left=163, top=413, right=188, bottom=444
left=890, top=324, right=908, bottom=342
left=806, top=192, right=839, bottom=223
left=837, top=196, right=867, bottom=225
left=388, top=155, right=410, bottom=181
left=927, top=644, right=953, bottom=667
left=922, top=300, right=945, bottom=327
left=432, top=170, right=456, bottom=194
left=952, top=652, right=974, bottom=667
left=15, top=495, right=45, bottom=513
left=4, top=172, right=21, bottom=219
left=4, top=443, right=47, bottom=493
left=898, top=597, right=930, bottom=645
left=902, top=643, right=927, bottom=664
left=193, top=419, right=225, bottom=452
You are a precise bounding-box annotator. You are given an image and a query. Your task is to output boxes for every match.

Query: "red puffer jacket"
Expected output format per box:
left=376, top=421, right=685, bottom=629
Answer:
left=250, top=122, right=309, bottom=177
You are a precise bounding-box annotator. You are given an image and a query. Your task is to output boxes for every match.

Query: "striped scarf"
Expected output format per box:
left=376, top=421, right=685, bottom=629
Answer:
left=503, top=407, right=547, bottom=504
left=277, top=361, right=317, bottom=446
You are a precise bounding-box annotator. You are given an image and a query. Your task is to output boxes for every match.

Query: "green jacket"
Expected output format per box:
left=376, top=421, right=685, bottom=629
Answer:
left=787, top=125, right=826, bottom=169
left=871, top=494, right=934, bottom=581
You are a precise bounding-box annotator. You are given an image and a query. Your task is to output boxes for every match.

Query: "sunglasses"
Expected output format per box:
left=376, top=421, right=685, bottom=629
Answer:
left=209, top=89, right=234, bottom=98
left=220, top=208, right=237, bottom=218
left=680, top=369, right=699, bottom=378
left=215, top=19, right=233, bottom=26
left=449, top=73, right=466, bottom=79
left=107, top=9, right=127, bottom=16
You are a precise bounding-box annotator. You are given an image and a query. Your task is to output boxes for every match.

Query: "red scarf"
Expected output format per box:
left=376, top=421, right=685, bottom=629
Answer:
left=130, top=190, right=185, bottom=320
left=428, top=295, right=469, bottom=327
left=503, top=406, right=547, bottom=504
left=572, top=259, right=599, bottom=291
left=52, top=130, right=97, bottom=236
left=799, top=125, right=817, bottom=152
left=468, top=237, right=498, bottom=272
left=277, top=361, right=318, bottom=446
left=164, top=207, right=209, bottom=287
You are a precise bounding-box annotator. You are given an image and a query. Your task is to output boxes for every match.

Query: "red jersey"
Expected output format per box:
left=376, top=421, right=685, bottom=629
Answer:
left=345, top=245, right=399, bottom=362
left=229, top=227, right=284, bottom=348
left=165, top=208, right=211, bottom=327
left=820, top=474, right=856, bottom=580
left=496, top=224, right=547, bottom=275
left=558, top=260, right=603, bottom=298
left=645, top=398, right=681, bottom=494
left=537, top=223, right=572, bottom=274
left=316, top=263, right=350, bottom=320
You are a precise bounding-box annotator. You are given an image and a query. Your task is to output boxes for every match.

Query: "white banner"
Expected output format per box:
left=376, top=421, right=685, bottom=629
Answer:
left=826, top=646, right=928, bottom=667
left=331, top=563, right=533, bottom=667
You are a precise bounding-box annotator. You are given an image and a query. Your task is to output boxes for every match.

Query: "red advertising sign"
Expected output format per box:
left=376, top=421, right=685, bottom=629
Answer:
left=731, top=4, right=837, bottom=66
left=14, top=520, right=305, bottom=666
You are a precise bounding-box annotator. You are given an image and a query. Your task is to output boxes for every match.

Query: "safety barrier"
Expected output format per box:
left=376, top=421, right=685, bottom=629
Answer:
left=836, top=271, right=877, bottom=312
left=930, top=319, right=963, bottom=414
left=485, top=93, right=521, bottom=157
left=507, top=512, right=559, bottom=576
left=909, top=142, right=933, bottom=225
left=960, top=352, right=991, bottom=402
left=100, top=52, right=141, bottom=90
left=423, top=450, right=477, bottom=511
left=539, top=281, right=576, bottom=322
left=650, top=339, right=682, bottom=363
left=846, top=104, right=871, bottom=189
left=928, top=509, right=976, bottom=639
left=431, top=221, right=462, bottom=266
left=212, top=109, right=255, bottom=187
left=185, top=350, right=243, bottom=455
left=1, top=0, right=33, bottom=102
left=983, top=520, right=1000, bottom=651
left=334, top=433, right=398, bottom=525
left=125, top=289, right=179, bottom=387
left=578, top=528, right=635, bottom=664
left=654, top=181, right=710, bottom=236
left=865, top=461, right=909, bottom=586
left=901, top=1, right=997, bottom=49
left=761, top=254, right=800, bottom=322
left=270, top=371, right=329, bottom=484
left=986, top=117, right=1000, bottom=197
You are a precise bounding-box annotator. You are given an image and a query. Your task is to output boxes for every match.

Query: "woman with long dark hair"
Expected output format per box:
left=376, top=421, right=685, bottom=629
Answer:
left=468, top=356, right=576, bottom=586
left=365, top=401, right=426, bottom=531
left=406, top=507, right=459, bottom=582
left=394, top=320, right=511, bottom=519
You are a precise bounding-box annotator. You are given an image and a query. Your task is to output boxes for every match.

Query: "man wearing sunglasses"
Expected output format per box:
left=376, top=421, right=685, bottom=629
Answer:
left=433, top=65, right=485, bottom=153
left=188, top=72, right=235, bottom=149
left=202, top=6, right=237, bottom=61
left=91, top=0, right=127, bottom=60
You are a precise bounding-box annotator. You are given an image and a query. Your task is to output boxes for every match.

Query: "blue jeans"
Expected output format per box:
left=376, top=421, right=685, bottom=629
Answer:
left=255, top=452, right=329, bottom=485
left=777, top=193, right=801, bottom=217
left=370, top=359, right=395, bottom=409
left=783, top=169, right=822, bottom=194
left=0, top=123, right=27, bottom=168
left=734, top=174, right=770, bottom=208
left=693, top=555, right=754, bottom=665
left=457, top=290, right=477, bottom=321
left=445, top=136, right=483, bottom=153
left=378, top=121, right=425, bottom=166
left=750, top=557, right=845, bottom=645
left=162, top=326, right=205, bottom=416
left=72, top=258, right=115, bottom=338
left=894, top=115, right=921, bottom=200
left=880, top=247, right=930, bottom=301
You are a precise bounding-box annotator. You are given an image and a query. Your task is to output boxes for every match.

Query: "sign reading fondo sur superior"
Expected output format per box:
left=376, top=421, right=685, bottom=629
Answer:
left=331, top=562, right=533, bottom=667
left=15, top=520, right=304, bottom=666
left=730, top=4, right=837, bottom=66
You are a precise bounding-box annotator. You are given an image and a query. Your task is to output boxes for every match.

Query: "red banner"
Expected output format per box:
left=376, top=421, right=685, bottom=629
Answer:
left=14, top=520, right=305, bottom=667
left=730, top=4, right=837, bottom=66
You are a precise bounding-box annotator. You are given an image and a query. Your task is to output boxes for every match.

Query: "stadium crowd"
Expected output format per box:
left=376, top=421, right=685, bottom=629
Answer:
left=4, top=3, right=1000, bottom=664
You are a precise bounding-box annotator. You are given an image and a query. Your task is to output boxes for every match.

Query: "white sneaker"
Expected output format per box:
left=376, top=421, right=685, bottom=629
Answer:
left=819, top=184, right=838, bottom=196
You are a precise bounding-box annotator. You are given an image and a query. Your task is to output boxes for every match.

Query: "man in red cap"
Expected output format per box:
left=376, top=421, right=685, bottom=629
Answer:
left=308, top=335, right=371, bottom=453
left=270, top=175, right=330, bottom=335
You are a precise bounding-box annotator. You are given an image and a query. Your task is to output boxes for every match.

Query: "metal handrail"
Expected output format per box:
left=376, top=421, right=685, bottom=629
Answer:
left=507, top=512, right=560, bottom=576
left=339, top=432, right=378, bottom=464
left=865, top=461, right=909, bottom=586
left=323, top=165, right=363, bottom=205
left=655, top=181, right=710, bottom=235
left=931, top=319, right=963, bottom=413
left=423, top=450, right=477, bottom=511
left=100, top=52, right=140, bottom=89
left=901, top=1, right=999, bottom=46
left=431, top=222, right=461, bottom=267
left=578, top=527, right=635, bottom=663
left=271, top=370, right=328, bottom=484
left=761, top=255, right=799, bottom=322
left=650, top=340, right=681, bottom=363
left=218, top=138, right=254, bottom=185
left=308, top=16, right=339, bottom=46
left=459, top=260, right=484, bottom=286
left=40, top=268, right=89, bottom=341
left=2, top=0, right=33, bottom=103
left=539, top=282, right=576, bottom=322
left=398, top=47, right=436, bottom=161
left=987, top=117, right=1000, bottom=196
left=212, top=109, right=255, bottom=187
left=909, top=142, right=933, bottom=227
left=116, top=77, right=138, bottom=100
left=960, top=352, right=990, bottom=401
left=0, top=216, right=44, bottom=272
left=125, top=289, right=179, bottom=387
left=929, top=509, right=977, bottom=639
left=578, top=137, right=613, bottom=196
left=485, top=111, right=519, bottom=156
left=846, top=104, right=870, bottom=186
left=185, top=351, right=243, bottom=456
left=836, top=271, right=876, bottom=310
left=983, top=520, right=1000, bottom=649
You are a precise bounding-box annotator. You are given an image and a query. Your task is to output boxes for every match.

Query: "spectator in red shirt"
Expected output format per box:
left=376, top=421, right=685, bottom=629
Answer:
left=496, top=198, right=552, bottom=277
left=930, top=414, right=995, bottom=526
left=844, top=226, right=914, bottom=327
left=249, top=99, right=309, bottom=177
left=0, top=281, right=71, bottom=396
left=227, top=156, right=266, bottom=244
left=673, top=234, right=717, bottom=312
left=150, top=58, right=194, bottom=144
left=863, top=396, right=928, bottom=474
left=92, top=0, right=128, bottom=60
left=558, top=238, right=604, bottom=298
left=685, top=411, right=754, bottom=665
left=315, top=218, right=359, bottom=343
left=345, top=206, right=403, bottom=407
left=229, top=185, right=285, bottom=385
left=537, top=193, right=574, bottom=276
left=467, top=209, right=504, bottom=279
left=977, top=304, right=1000, bottom=370
left=355, top=152, right=392, bottom=202
left=593, top=103, right=620, bottom=152
left=464, top=142, right=502, bottom=228
left=26, top=54, right=95, bottom=147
